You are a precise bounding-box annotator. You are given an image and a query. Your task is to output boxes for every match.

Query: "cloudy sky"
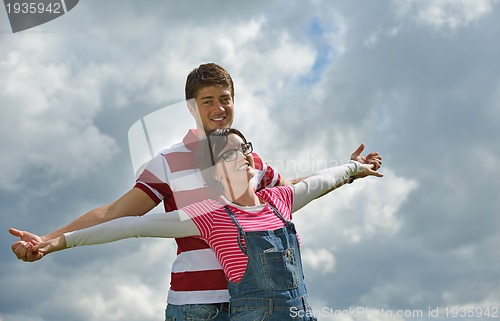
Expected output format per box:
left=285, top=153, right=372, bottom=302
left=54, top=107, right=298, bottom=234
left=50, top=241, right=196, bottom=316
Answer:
left=1, top=0, right=500, bottom=320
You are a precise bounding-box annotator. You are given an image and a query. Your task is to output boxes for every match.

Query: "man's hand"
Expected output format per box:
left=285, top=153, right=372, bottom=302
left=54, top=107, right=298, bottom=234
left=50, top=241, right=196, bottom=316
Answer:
left=9, top=228, right=44, bottom=262
left=351, top=143, right=382, bottom=170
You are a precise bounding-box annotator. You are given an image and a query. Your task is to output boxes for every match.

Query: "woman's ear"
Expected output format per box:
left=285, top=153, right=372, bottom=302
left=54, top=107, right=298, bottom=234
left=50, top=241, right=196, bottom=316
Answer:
left=213, top=162, right=226, bottom=182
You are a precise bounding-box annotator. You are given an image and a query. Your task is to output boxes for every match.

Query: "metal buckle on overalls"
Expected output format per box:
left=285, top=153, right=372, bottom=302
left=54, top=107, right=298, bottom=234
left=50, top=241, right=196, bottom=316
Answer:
left=237, top=229, right=248, bottom=255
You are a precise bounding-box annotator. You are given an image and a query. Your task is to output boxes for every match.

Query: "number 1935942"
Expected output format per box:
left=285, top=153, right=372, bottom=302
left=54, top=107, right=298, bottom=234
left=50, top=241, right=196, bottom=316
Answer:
left=5, top=2, right=62, bottom=14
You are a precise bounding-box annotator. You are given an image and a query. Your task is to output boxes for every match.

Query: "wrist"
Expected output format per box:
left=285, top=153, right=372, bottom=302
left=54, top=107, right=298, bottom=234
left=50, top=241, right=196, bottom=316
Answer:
left=347, top=160, right=364, bottom=176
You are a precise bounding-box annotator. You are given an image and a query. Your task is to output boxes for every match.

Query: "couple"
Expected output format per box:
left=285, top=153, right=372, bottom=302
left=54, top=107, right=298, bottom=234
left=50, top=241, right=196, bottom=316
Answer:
left=10, top=63, right=383, bottom=320
left=34, top=127, right=383, bottom=320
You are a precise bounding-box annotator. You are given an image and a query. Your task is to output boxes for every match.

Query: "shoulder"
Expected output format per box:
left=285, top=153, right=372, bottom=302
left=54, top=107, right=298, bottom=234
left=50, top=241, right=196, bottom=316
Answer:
left=258, top=186, right=293, bottom=204
left=182, top=199, right=222, bottom=220
left=139, top=143, right=182, bottom=172
left=181, top=199, right=224, bottom=237
left=158, top=141, right=189, bottom=154
left=251, top=152, right=265, bottom=170
left=251, top=152, right=282, bottom=189
left=141, top=141, right=196, bottom=176
left=258, top=186, right=294, bottom=219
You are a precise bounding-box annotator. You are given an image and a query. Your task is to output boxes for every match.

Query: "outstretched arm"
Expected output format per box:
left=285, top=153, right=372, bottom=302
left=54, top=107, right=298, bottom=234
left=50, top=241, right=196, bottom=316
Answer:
left=284, top=144, right=383, bottom=212
left=10, top=187, right=158, bottom=262
left=292, top=157, right=383, bottom=212
left=34, top=210, right=200, bottom=255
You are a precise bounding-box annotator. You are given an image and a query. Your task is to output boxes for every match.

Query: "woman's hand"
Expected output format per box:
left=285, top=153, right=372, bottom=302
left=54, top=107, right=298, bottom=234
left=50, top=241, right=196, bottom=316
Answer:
left=355, top=162, right=384, bottom=179
left=33, top=236, right=67, bottom=255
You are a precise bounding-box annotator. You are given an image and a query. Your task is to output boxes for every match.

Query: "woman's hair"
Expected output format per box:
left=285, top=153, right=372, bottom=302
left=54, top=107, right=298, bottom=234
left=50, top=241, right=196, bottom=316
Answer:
left=185, top=63, right=235, bottom=101
left=197, top=128, right=247, bottom=194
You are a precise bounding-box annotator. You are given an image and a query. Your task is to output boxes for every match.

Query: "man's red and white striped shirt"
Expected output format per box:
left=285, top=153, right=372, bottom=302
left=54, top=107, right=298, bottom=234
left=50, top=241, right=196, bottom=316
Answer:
left=182, top=186, right=297, bottom=283
left=134, top=129, right=281, bottom=305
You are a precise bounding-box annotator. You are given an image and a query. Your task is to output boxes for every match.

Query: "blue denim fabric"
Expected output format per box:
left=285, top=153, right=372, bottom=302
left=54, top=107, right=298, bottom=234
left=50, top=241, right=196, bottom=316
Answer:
left=224, top=204, right=317, bottom=321
left=165, top=303, right=230, bottom=321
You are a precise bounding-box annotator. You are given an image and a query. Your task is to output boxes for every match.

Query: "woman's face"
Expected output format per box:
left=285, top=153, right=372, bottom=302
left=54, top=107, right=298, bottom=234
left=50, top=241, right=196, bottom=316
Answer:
left=215, top=134, right=255, bottom=188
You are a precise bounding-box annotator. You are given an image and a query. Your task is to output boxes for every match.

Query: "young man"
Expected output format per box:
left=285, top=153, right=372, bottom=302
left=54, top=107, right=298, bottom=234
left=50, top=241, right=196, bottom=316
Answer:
left=134, top=64, right=298, bottom=320
left=10, top=63, right=298, bottom=321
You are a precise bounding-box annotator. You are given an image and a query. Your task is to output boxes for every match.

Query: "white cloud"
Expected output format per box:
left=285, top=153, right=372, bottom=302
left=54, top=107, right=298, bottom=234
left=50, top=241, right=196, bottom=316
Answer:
left=293, top=168, right=417, bottom=248
left=269, top=34, right=317, bottom=76
left=0, top=35, right=118, bottom=194
left=393, top=0, right=498, bottom=30
left=364, top=27, right=400, bottom=48
left=302, top=248, right=336, bottom=273
left=73, top=282, right=161, bottom=321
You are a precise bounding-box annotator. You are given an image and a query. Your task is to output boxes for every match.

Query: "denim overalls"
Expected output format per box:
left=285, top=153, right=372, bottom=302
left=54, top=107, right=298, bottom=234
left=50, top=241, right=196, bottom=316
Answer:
left=223, top=203, right=317, bottom=321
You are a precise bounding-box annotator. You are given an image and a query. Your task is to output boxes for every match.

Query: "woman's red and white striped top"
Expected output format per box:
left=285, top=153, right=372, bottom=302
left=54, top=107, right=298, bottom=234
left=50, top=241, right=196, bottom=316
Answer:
left=182, top=186, right=296, bottom=282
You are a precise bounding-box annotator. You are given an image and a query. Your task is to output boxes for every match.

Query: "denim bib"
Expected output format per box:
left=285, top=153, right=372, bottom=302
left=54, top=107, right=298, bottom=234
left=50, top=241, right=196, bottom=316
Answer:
left=223, top=203, right=317, bottom=320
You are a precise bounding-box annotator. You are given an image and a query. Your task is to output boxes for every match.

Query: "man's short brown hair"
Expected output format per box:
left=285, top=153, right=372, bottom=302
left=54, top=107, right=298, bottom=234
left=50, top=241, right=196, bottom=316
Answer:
left=185, top=63, right=235, bottom=101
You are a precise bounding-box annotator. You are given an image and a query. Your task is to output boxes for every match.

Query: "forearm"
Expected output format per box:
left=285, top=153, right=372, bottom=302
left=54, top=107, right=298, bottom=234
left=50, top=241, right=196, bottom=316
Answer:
left=279, top=176, right=308, bottom=186
left=42, top=206, right=111, bottom=241
left=292, top=160, right=363, bottom=212
left=42, top=187, right=158, bottom=241
left=65, top=211, right=199, bottom=248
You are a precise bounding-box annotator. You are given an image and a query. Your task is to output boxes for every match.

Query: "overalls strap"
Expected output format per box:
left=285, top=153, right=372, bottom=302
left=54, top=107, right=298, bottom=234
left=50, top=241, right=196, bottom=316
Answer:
left=223, top=201, right=296, bottom=255
left=223, top=205, right=248, bottom=255
left=266, top=201, right=297, bottom=234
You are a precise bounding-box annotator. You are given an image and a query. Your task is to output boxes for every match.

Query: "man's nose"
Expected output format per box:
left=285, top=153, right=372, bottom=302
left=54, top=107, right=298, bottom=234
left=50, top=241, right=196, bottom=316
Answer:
left=213, top=101, right=226, bottom=111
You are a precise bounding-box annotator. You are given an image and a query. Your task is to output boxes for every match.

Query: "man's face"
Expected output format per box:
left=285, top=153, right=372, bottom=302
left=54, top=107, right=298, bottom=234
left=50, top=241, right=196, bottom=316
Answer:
left=193, top=86, right=234, bottom=132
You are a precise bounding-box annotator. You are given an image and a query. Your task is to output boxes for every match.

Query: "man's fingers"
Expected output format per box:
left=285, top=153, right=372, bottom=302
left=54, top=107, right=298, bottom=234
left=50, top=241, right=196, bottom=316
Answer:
left=351, top=143, right=365, bottom=158
left=369, top=160, right=382, bottom=170
left=32, top=242, right=51, bottom=257
left=366, top=153, right=382, bottom=162
left=9, top=228, right=23, bottom=238
left=365, top=164, right=384, bottom=177
left=11, top=242, right=23, bottom=254
left=366, top=151, right=380, bottom=158
left=366, top=152, right=382, bottom=160
left=33, top=242, right=48, bottom=252
left=27, top=246, right=43, bottom=261
left=370, top=164, right=384, bottom=177
left=12, top=241, right=43, bottom=262
left=366, top=153, right=382, bottom=170
left=14, top=242, right=29, bottom=260
left=371, top=165, right=384, bottom=176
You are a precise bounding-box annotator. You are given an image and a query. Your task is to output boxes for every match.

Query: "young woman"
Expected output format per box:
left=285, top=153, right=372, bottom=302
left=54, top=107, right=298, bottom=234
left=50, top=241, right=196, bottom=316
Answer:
left=35, top=128, right=383, bottom=320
